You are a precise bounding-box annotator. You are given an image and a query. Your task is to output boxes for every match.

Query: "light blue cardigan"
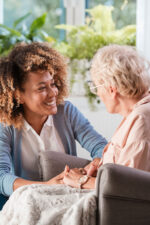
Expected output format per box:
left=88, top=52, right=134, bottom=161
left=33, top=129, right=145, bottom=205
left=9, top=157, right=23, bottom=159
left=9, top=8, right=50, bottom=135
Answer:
left=0, top=101, right=107, bottom=197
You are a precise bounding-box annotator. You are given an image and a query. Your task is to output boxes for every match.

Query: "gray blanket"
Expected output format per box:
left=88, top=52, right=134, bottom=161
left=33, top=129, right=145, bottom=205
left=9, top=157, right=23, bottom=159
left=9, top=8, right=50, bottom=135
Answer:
left=0, top=184, right=97, bottom=225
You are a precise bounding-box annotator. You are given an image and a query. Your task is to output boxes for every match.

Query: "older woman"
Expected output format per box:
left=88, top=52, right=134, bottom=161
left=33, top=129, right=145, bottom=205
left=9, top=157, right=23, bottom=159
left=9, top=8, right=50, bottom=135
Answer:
left=63, top=44, right=150, bottom=189
left=0, top=42, right=107, bottom=204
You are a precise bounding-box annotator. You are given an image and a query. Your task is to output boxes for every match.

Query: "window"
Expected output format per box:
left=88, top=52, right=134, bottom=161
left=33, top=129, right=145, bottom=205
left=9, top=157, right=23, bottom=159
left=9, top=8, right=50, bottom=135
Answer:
left=2, top=0, right=136, bottom=40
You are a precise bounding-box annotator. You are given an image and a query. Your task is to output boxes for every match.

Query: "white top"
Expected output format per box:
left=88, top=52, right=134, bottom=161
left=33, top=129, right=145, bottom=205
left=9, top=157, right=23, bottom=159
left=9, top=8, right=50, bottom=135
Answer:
left=21, top=116, right=65, bottom=178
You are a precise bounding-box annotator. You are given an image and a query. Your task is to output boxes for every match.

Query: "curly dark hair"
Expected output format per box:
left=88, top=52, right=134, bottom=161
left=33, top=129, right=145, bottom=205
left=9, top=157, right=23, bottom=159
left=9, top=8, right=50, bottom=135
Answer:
left=0, top=42, right=69, bottom=128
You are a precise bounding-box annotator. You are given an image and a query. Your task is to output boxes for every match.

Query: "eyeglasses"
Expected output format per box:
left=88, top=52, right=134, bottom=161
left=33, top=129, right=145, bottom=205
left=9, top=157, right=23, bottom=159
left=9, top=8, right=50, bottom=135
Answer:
left=87, top=80, right=104, bottom=95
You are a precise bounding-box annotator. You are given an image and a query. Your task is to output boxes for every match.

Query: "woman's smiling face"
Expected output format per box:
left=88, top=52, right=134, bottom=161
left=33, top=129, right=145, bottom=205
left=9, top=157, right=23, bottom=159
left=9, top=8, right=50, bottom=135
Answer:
left=20, top=70, right=58, bottom=121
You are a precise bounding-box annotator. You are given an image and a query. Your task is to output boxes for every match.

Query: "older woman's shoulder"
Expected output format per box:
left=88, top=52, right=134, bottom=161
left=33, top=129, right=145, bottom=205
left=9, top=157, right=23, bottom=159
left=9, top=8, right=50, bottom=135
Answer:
left=133, top=101, right=150, bottom=118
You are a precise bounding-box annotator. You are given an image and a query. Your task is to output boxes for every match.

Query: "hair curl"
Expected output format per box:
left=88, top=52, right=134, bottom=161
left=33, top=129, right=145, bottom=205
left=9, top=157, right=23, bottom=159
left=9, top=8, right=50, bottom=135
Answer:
left=91, top=44, right=150, bottom=99
left=0, top=42, right=68, bottom=128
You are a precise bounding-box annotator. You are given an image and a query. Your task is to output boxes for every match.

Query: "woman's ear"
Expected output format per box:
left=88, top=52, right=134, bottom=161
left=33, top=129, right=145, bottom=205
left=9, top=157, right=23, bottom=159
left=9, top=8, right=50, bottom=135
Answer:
left=108, top=86, right=118, bottom=99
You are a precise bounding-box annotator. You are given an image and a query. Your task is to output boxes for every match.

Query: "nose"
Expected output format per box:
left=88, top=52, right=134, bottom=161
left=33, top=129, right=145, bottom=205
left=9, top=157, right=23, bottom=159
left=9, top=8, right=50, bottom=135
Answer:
left=48, top=86, right=58, bottom=97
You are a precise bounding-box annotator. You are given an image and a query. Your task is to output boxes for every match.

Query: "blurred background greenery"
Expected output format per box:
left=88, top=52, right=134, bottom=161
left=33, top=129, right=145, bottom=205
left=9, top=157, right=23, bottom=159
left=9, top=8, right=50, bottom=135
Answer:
left=3, top=0, right=136, bottom=40
left=4, top=0, right=61, bottom=39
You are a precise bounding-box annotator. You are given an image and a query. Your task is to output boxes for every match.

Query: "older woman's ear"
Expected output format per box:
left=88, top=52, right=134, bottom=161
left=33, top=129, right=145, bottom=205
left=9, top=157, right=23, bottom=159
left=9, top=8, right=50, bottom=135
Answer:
left=108, top=86, right=118, bottom=98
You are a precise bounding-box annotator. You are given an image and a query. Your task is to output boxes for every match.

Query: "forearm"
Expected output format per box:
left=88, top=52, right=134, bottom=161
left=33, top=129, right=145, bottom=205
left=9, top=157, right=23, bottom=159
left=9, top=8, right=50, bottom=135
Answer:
left=13, top=178, right=47, bottom=191
left=13, top=172, right=64, bottom=192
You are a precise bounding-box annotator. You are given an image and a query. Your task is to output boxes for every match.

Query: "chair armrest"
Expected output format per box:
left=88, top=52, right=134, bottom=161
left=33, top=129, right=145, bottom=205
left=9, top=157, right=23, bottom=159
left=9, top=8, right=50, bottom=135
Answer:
left=95, top=163, right=150, bottom=225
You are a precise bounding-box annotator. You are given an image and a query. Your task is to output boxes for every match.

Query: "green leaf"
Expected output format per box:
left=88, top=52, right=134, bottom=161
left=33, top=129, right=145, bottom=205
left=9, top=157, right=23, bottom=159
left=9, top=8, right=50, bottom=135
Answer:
left=17, top=24, right=29, bottom=35
left=13, top=12, right=31, bottom=28
left=29, top=13, right=47, bottom=34
left=17, top=34, right=29, bottom=42
left=55, top=24, right=77, bottom=31
left=0, top=24, right=21, bottom=36
left=0, top=26, right=10, bottom=36
left=32, top=36, right=44, bottom=42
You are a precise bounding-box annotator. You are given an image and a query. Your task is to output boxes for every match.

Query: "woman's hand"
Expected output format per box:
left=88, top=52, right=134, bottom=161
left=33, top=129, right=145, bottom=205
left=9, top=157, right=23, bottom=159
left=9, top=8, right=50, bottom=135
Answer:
left=84, top=158, right=101, bottom=177
left=46, top=171, right=65, bottom=185
left=63, top=166, right=96, bottom=189
left=13, top=171, right=65, bottom=191
left=63, top=167, right=83, bottom=188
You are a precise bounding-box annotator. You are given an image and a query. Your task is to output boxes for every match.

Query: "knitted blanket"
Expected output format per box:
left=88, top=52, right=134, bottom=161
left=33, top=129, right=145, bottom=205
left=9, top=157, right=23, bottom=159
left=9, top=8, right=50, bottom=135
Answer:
left=0, top=184, right=97, bottom=225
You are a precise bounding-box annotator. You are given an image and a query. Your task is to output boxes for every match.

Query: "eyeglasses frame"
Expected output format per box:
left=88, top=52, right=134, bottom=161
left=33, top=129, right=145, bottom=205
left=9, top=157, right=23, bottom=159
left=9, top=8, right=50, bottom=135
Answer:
left=87, top=80, right=104, bottom=95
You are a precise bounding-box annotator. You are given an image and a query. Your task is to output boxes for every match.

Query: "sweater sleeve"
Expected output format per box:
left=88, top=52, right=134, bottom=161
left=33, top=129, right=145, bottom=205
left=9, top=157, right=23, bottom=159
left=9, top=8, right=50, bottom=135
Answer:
left=0, top=124, right=18, bottom=196
left=64, top=101, right=107, bottom=158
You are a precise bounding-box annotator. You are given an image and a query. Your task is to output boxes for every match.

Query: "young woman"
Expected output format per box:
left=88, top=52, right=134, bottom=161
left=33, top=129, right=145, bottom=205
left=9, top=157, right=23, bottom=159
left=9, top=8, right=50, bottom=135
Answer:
left=0, top=42, right=107, bottom=205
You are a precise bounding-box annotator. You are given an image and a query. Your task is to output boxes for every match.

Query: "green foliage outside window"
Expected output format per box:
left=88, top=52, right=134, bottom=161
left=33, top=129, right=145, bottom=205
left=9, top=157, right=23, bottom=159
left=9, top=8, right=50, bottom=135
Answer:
left=55, top=4, right=136, bottom=60
left=0, top=13, right=51, bottom=56
left=89, top=0, right=136, bottom=29
left=4, top=0, right=60, bottom=39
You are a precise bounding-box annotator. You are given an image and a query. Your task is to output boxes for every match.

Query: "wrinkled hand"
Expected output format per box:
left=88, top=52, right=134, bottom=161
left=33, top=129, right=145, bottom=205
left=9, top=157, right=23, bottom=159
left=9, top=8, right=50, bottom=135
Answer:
left=63, top=166, right=84, bottom=188
left=84, top=158, right=101, bottom=177
left=46, top=171, right=65, bottom=185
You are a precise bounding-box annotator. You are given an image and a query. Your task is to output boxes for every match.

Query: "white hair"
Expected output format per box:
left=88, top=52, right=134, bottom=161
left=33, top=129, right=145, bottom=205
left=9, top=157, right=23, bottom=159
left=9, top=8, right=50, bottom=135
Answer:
left=91, top=44, right=150, bottom=98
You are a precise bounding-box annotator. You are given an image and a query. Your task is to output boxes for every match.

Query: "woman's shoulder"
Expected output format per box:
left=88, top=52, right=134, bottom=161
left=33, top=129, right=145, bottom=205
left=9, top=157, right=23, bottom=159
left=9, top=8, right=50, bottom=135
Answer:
left=0, top=123, right=12, bottom=130
left=57, top=100, right=79, bottom=113
left=132, top=94, right=150, bottom=117
left=125, top=102, right=150, bottom=142
left=131, top=100, right=150, bottom=122
left=0, top=123, right=21, bottom=136
left=56, top=100, right=86, bottom=123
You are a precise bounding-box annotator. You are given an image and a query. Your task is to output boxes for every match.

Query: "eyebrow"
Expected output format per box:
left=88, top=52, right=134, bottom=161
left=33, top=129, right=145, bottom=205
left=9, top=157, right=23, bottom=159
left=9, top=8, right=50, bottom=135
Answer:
left=37, top=79, right=54, bottom=86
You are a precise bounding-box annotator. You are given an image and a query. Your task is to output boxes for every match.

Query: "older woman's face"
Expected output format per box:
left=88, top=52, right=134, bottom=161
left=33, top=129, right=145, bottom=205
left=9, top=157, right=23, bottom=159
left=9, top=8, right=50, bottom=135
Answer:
left=93, top=78, right=117, bottom=114
left=20, top=70, right=58, bottom=120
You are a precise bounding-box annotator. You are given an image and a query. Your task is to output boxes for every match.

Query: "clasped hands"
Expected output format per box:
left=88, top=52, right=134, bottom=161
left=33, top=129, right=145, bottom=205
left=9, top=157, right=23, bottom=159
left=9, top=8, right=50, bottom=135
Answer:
left=48, top=158, right=100, bottom=189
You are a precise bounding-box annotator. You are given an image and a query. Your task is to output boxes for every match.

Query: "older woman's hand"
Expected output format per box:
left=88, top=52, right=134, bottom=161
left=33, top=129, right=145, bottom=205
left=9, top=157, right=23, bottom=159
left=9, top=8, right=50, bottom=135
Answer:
left=46, top=171, right=65, bottom=185
left=46, top=166, right=87, bottom=187
left=63, top=166, right=84, bottom=188
left=63, top=166, right=96, bottom=189
left=84, top=158, right=101, bottom=177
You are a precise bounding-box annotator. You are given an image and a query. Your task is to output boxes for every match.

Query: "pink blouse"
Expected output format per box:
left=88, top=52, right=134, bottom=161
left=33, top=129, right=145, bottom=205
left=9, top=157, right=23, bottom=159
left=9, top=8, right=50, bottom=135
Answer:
left=99, top=93, right=150, bottom=171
